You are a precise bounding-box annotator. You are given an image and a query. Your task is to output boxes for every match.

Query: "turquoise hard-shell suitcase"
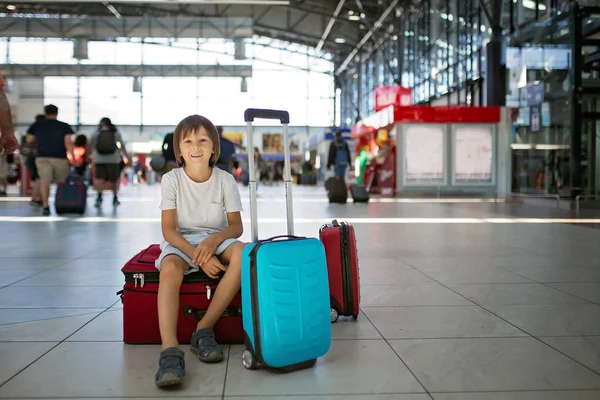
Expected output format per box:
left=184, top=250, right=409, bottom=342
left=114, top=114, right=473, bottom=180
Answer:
left=240, top=109, right=332, bottom=371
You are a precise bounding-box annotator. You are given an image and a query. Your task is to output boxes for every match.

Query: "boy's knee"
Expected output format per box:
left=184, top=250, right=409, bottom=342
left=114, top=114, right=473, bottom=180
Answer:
left=159, top=257, right=186, bottom=283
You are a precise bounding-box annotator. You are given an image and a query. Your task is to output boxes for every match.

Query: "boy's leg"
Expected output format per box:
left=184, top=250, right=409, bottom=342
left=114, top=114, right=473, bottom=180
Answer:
left=190, top=241, right=245, bottom=363
left=155, top=254, right=188, bottom=388
left=196, top=241, right=244, bottom=330
left=157, top=254, right=188, bottom=351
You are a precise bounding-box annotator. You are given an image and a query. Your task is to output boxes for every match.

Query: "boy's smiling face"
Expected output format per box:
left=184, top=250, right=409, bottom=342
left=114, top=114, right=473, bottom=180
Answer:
left=180, top=127, right=214, bottom=166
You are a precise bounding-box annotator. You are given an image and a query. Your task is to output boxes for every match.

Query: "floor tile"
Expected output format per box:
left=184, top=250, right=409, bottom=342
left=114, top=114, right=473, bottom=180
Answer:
left=548, top=283, right=600, bottom=303
left=0, top=270, right=45, bottom=287
left=391, top=338, right=600, bottom=392
left=67, top=309, right=122, bottom=342
left=0, top=342, right=228, bottom=397
left=0, top=258, right=70, bottom=270
left=362, top=306, right=525, bottom=339
left=400, top=256, right=493, bottom=270
left=0, top=342, right=57, bottom=385
left=360, top=284, right=473, bottom=307
left=224, top=341, right=425, bottom=396
left=482, top=254, right=567, bottom=269
left=409, top=265, right=532, bottom=285
left=500, top=265, right=600, bottom=283
left=359, top=267, right=437, bottom=286
left=540, top=336, right=600, bottom=374
left=0, top=308, right=105, bottom=325
left=357, top=258, right=411, bottom=269
left=331, top=311, right=382, bottom=340
left=448, top=283, right=588, bottom=305
left=0, top=286, right=122, bottom=308
left=432, top=391, right=600, bottom=400
left=487, top=304, right=600, bottom=336
left=12, top=268, right=124, bottom=287
left=55, top=257, right=131, bottom=270
left=0, top=313, right=99, bottom=342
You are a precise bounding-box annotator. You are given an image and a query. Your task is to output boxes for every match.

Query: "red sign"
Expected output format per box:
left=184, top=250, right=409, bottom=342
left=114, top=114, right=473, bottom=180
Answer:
left=375, top=86, right=412, bottom=112
left=352, top=105, right=501, bottom=139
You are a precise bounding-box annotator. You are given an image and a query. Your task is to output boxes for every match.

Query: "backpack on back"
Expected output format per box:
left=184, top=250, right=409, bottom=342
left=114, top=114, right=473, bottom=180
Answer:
left=96, top=129, right=118, bottom=155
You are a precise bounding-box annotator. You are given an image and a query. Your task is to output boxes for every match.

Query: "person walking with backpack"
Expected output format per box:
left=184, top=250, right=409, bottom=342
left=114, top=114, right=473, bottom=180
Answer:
left=89, top=117, right=129, bottom=208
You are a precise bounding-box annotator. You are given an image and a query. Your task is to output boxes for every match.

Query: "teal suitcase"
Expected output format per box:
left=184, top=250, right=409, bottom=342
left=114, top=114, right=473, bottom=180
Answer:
left=240, top=109, right=331, bottom=371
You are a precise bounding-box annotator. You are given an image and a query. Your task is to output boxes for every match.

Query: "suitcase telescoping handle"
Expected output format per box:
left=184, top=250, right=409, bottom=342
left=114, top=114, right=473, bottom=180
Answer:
left=244, top=108, right=294, bottom=243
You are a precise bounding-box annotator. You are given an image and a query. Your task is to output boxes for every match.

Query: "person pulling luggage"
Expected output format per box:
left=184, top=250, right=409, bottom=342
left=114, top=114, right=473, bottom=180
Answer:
left=327, top=130, right=352, bottom=180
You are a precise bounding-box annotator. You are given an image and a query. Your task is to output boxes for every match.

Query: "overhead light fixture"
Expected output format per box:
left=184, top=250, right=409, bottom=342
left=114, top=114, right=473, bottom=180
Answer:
left=523, top=0, right=547, bottom=11
left=133, top=76, right=142, bottom=92
left=234, top=38, right=246, bottom=60
left=73, top=38, right=89, bottom=59
left=103, top=2, right=122, bottom=19
left=7, top=5, right=16, bottom=11
left=335, top=37, right=346, bottom=43
left=348, top=10, right=361, bottom=21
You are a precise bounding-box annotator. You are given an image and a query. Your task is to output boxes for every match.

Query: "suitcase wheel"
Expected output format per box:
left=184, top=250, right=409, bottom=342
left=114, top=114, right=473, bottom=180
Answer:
left=242, top=348, right=257, bottom=370
left=330, top=307, right=339, bottom=323
left=353, top=314, right=359, bottom=320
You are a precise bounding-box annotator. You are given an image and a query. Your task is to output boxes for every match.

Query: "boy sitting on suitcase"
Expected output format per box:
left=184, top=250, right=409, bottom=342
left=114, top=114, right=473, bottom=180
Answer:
left=154, top=115, right=245, bottom=388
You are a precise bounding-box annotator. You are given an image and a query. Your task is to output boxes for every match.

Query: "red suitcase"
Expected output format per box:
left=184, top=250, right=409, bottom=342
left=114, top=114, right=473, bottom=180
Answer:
left=118, top=244, right=244, bottom=344
left=319, top=219, right=361, bottom=322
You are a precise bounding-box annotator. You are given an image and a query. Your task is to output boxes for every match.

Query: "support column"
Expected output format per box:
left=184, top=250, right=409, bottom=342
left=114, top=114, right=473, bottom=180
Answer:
left=485, top=0, right=506, bottom=106
left=569, top=1, right=582, bottom=199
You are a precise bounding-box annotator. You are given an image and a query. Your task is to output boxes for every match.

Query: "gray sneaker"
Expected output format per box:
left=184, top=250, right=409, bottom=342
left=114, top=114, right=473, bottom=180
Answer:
left=155, top=347, right=185, bottom=388
left=190, top=328, right=224, bottom=363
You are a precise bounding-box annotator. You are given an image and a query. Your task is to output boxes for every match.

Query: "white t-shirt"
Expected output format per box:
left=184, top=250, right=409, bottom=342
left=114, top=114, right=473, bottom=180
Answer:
left=159, top=167, right=243, bottom=249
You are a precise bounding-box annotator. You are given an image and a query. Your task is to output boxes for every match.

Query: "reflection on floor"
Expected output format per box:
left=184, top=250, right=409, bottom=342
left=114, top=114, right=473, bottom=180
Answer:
left=0, top=183, right=599, bottom=399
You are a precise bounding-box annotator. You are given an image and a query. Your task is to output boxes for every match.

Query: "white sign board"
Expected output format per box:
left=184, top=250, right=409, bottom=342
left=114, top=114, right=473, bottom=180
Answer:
left=405, top=125, right=445, bottom=183
left=454, top=126, right=493, bottom=183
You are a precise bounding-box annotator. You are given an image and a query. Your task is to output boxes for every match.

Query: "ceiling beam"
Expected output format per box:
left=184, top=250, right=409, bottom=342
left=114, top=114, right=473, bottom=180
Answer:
left=0, top=63, right=253, bottom=78
left=335, top=0, right=399, bottom=75
left=316, top=0, right=345, bottom=53
left=0, top=16, right=253, bottom=39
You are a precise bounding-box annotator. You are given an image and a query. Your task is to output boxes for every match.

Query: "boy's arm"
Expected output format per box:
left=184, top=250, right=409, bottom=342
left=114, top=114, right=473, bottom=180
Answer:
left=193, top=211, right=243, bottom=266
left=161, top=209, right=196, bottom=259
left=214, top=211, right=243, bottom=242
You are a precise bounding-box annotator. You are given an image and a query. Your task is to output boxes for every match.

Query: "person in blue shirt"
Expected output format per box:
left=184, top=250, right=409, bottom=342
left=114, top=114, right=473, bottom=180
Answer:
left=215, top=126, right=235, bottom=174
left=327, top=130, right=352, bottom=180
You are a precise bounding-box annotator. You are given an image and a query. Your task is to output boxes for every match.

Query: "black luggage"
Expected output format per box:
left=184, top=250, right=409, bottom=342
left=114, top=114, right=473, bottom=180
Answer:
left=55, top=175, right=87, bottom=215
left=326, top=177, right=347, bottom=203
left=349, top=183, right=370, bottom=203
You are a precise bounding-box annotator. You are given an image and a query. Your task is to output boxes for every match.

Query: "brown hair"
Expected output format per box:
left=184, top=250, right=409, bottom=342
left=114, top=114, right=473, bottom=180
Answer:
left=173, top=115, right=221, bottom=167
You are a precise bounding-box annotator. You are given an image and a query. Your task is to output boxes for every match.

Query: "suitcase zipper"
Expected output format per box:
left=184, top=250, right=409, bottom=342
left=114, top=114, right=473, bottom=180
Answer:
left=340, top=222, right=354, bottom=315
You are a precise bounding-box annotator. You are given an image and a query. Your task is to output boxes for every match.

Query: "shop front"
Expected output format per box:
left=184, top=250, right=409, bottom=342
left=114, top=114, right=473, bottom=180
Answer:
left=352, top=105, right=505, bottom=197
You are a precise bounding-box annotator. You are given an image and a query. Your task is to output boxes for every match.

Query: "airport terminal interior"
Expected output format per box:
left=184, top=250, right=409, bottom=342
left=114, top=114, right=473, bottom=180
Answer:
left=1, top=0, right=600, bottom=399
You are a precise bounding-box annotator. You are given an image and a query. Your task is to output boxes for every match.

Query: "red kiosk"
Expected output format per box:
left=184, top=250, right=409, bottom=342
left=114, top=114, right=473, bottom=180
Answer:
left=352, top=87, right=502, bottom=197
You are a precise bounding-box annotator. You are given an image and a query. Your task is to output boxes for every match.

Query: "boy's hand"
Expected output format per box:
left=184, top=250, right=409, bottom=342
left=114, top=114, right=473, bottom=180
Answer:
left=193, top=234, right=221, bottom=266
left=200, top=256, right=227, bottom=279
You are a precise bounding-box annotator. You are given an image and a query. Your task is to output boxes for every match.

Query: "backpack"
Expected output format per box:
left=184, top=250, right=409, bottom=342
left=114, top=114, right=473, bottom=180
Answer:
left=96, top=129, right=118, bottom=155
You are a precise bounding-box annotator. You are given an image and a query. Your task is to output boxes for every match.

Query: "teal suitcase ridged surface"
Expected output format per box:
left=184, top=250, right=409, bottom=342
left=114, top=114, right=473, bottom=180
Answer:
left=240, top=109, right=331, bottom=371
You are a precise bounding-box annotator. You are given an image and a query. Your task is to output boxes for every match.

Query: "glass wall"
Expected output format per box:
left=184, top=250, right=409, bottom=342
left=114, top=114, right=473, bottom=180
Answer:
left=339, top=0, right=490, bottom=126
left=506, top=2, right=600, bottom=197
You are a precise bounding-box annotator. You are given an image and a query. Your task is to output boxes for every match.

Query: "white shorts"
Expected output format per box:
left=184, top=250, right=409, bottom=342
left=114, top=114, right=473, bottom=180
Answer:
left=155, top=237, right=240, bottom=275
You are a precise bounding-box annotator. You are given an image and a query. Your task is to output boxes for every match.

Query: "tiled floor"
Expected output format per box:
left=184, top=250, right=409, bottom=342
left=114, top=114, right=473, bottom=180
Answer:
left=1, top=182, right=600, bottom=399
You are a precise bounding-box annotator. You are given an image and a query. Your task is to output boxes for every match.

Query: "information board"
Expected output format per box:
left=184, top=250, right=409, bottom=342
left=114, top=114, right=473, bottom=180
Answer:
left=454, top=126, right=493, bottom=183
left=404, top=125, right=445, bottom=183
